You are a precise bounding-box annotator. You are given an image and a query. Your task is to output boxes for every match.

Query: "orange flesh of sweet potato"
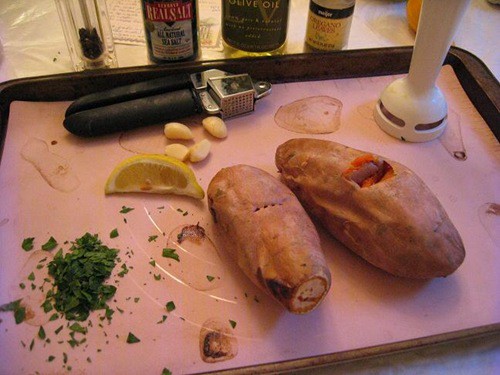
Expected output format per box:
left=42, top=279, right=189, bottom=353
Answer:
left=342, top=155, right=395, bottom=188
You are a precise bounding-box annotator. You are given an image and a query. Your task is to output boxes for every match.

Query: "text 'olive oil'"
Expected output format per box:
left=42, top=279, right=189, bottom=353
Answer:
left=222, top=0, right=291, bottom=56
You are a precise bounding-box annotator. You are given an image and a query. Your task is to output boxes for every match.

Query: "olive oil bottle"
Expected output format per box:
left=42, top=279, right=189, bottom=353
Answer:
left=222, top=0, right=290, bottom=56
left=141, top=0, right=199, bottom=63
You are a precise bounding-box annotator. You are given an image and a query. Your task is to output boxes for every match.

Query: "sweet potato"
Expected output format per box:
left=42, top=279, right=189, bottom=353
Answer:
left=207, top=165, right=331, bottom=314
left=275, top=138, right=465, bottom=279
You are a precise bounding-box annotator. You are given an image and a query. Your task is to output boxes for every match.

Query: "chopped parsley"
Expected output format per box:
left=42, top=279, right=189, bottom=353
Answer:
left=206, top=275, right=215, bottom=282
left=44, top=233, right=119, bottom=321
left=148, top=235, right=158, bottom=242
left=22, top=237, right=35, bottom=251
left=42, top=236, right=58, bottom=251
left=229, top=320, right=237, bottom=329
left=177, top=208, right=188, bottom=216
left=0, top=299, right=26, bottom=324
left=157, top=315, right=167, bottom=324
left=117, top=263, right=129, bottom=277
left=38, top=326, right=46, bottom=339
left=162, top=369, right=172, bottom=375
left=109, top=228, right=119, bottom=238
left=41, top=299, right=53, bottom=313
left=105, top=306, right=115, bottom=320
left=69, top=322, right=87, bottom=334
left=165, top=301, right=175, bottom=312
left=120, top=206, right=134, bottom=214
left=49, top=313, right=59, bottom=321
left=162, top=248, right=180, bottom=262
left=68, top=331, right=87, bottom=348
left=126, top=332, right=140, bottom=344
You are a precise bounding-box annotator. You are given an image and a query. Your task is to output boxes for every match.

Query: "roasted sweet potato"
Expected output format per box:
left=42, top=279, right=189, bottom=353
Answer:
left=275, top=138, right=465, bottom=279
left=207, top=165, right=331, bottom=314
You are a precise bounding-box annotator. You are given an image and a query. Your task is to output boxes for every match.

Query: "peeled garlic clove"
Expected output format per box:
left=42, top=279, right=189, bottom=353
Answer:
left=164, top=143, right=190, bottom=161
left=164, top=122, right=194, bottom=140
left=202, top=116, right=227, bottom=139
left=189, top=139, right=211, bottom=162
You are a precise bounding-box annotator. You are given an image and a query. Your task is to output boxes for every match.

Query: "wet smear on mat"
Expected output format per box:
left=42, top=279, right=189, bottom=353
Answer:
left=439, top=109, right=467, bottom=161
left=199, top=318, right=238, bottom=363
left=275, top=96, right=343, bottom=134
left=159, top=224, right=226, bottom=292
left=21, top=138, right=80, bottom=192
left=118, top=124, right=166, bottom=155
left=122, top=204, right=227, bottom=294
left=356, top=100, right=377, bottom=121
left=478, top=203, right=500, bottom=245
left=9, top=250, right=54, bottom=327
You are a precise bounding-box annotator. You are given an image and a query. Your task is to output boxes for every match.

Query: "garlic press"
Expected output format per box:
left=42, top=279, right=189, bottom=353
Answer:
left=63, top=69, right=272, bottom=137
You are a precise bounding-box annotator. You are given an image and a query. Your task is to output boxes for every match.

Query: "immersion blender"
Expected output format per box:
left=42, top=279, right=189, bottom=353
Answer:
left=374, top=0, right=471, bottom=142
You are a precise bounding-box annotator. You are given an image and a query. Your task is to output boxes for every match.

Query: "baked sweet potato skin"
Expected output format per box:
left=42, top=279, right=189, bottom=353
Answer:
left=275, top=138, right=465, bottom=279
left=207, top=164, right=331, bottom=314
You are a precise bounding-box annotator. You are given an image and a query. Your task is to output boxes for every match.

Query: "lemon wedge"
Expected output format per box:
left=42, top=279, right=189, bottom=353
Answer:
left=105, top=154, right=204, bottom=199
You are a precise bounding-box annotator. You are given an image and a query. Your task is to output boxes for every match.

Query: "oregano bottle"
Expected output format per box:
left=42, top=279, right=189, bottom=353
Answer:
left=141, top=0, right=199, bottom=63
left=305, top=0, right=355, bottom=51
left=222, top=0, right=291, bottom=56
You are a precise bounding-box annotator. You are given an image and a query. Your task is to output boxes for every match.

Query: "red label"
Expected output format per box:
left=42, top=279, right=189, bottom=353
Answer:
left=145, top=1, right=193, bottom=22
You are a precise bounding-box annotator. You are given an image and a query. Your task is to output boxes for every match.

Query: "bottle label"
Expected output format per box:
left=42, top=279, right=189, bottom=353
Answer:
left=305, top=2, right=354, bottom=51
left=144, top=1, right=195, bottom=60
left=222, top=0, right=290, bottom=52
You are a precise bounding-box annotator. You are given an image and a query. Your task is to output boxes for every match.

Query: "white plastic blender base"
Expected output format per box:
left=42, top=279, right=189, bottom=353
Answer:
left=374, top=77, right=448, bottom=142
left=374, top=0, right=471, bottom=143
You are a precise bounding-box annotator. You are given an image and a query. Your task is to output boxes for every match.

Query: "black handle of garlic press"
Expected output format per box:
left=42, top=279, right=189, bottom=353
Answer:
left=65, top=73, right=192, bottom=117
left=63, top=88, right=202, bottom=137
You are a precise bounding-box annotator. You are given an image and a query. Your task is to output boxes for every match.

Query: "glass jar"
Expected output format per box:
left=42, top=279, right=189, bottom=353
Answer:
left=141, top=0, right=199, bottom=63
left=54, top=0, right=118, bottom=71
left=305, top=0, right=355, bottom=51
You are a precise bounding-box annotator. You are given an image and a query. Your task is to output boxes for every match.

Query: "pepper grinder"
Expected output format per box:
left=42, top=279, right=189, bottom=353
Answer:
left=55, top=0, right=118, bottom=71
left=374, top=0, right=471, bottom=142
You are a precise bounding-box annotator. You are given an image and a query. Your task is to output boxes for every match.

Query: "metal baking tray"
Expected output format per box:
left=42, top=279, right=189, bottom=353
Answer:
left=0, top=47, right=498, bottom=374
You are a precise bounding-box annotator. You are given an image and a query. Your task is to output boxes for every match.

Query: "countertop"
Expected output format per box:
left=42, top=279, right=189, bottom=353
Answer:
left=0, top=0, right=499, bottom=81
